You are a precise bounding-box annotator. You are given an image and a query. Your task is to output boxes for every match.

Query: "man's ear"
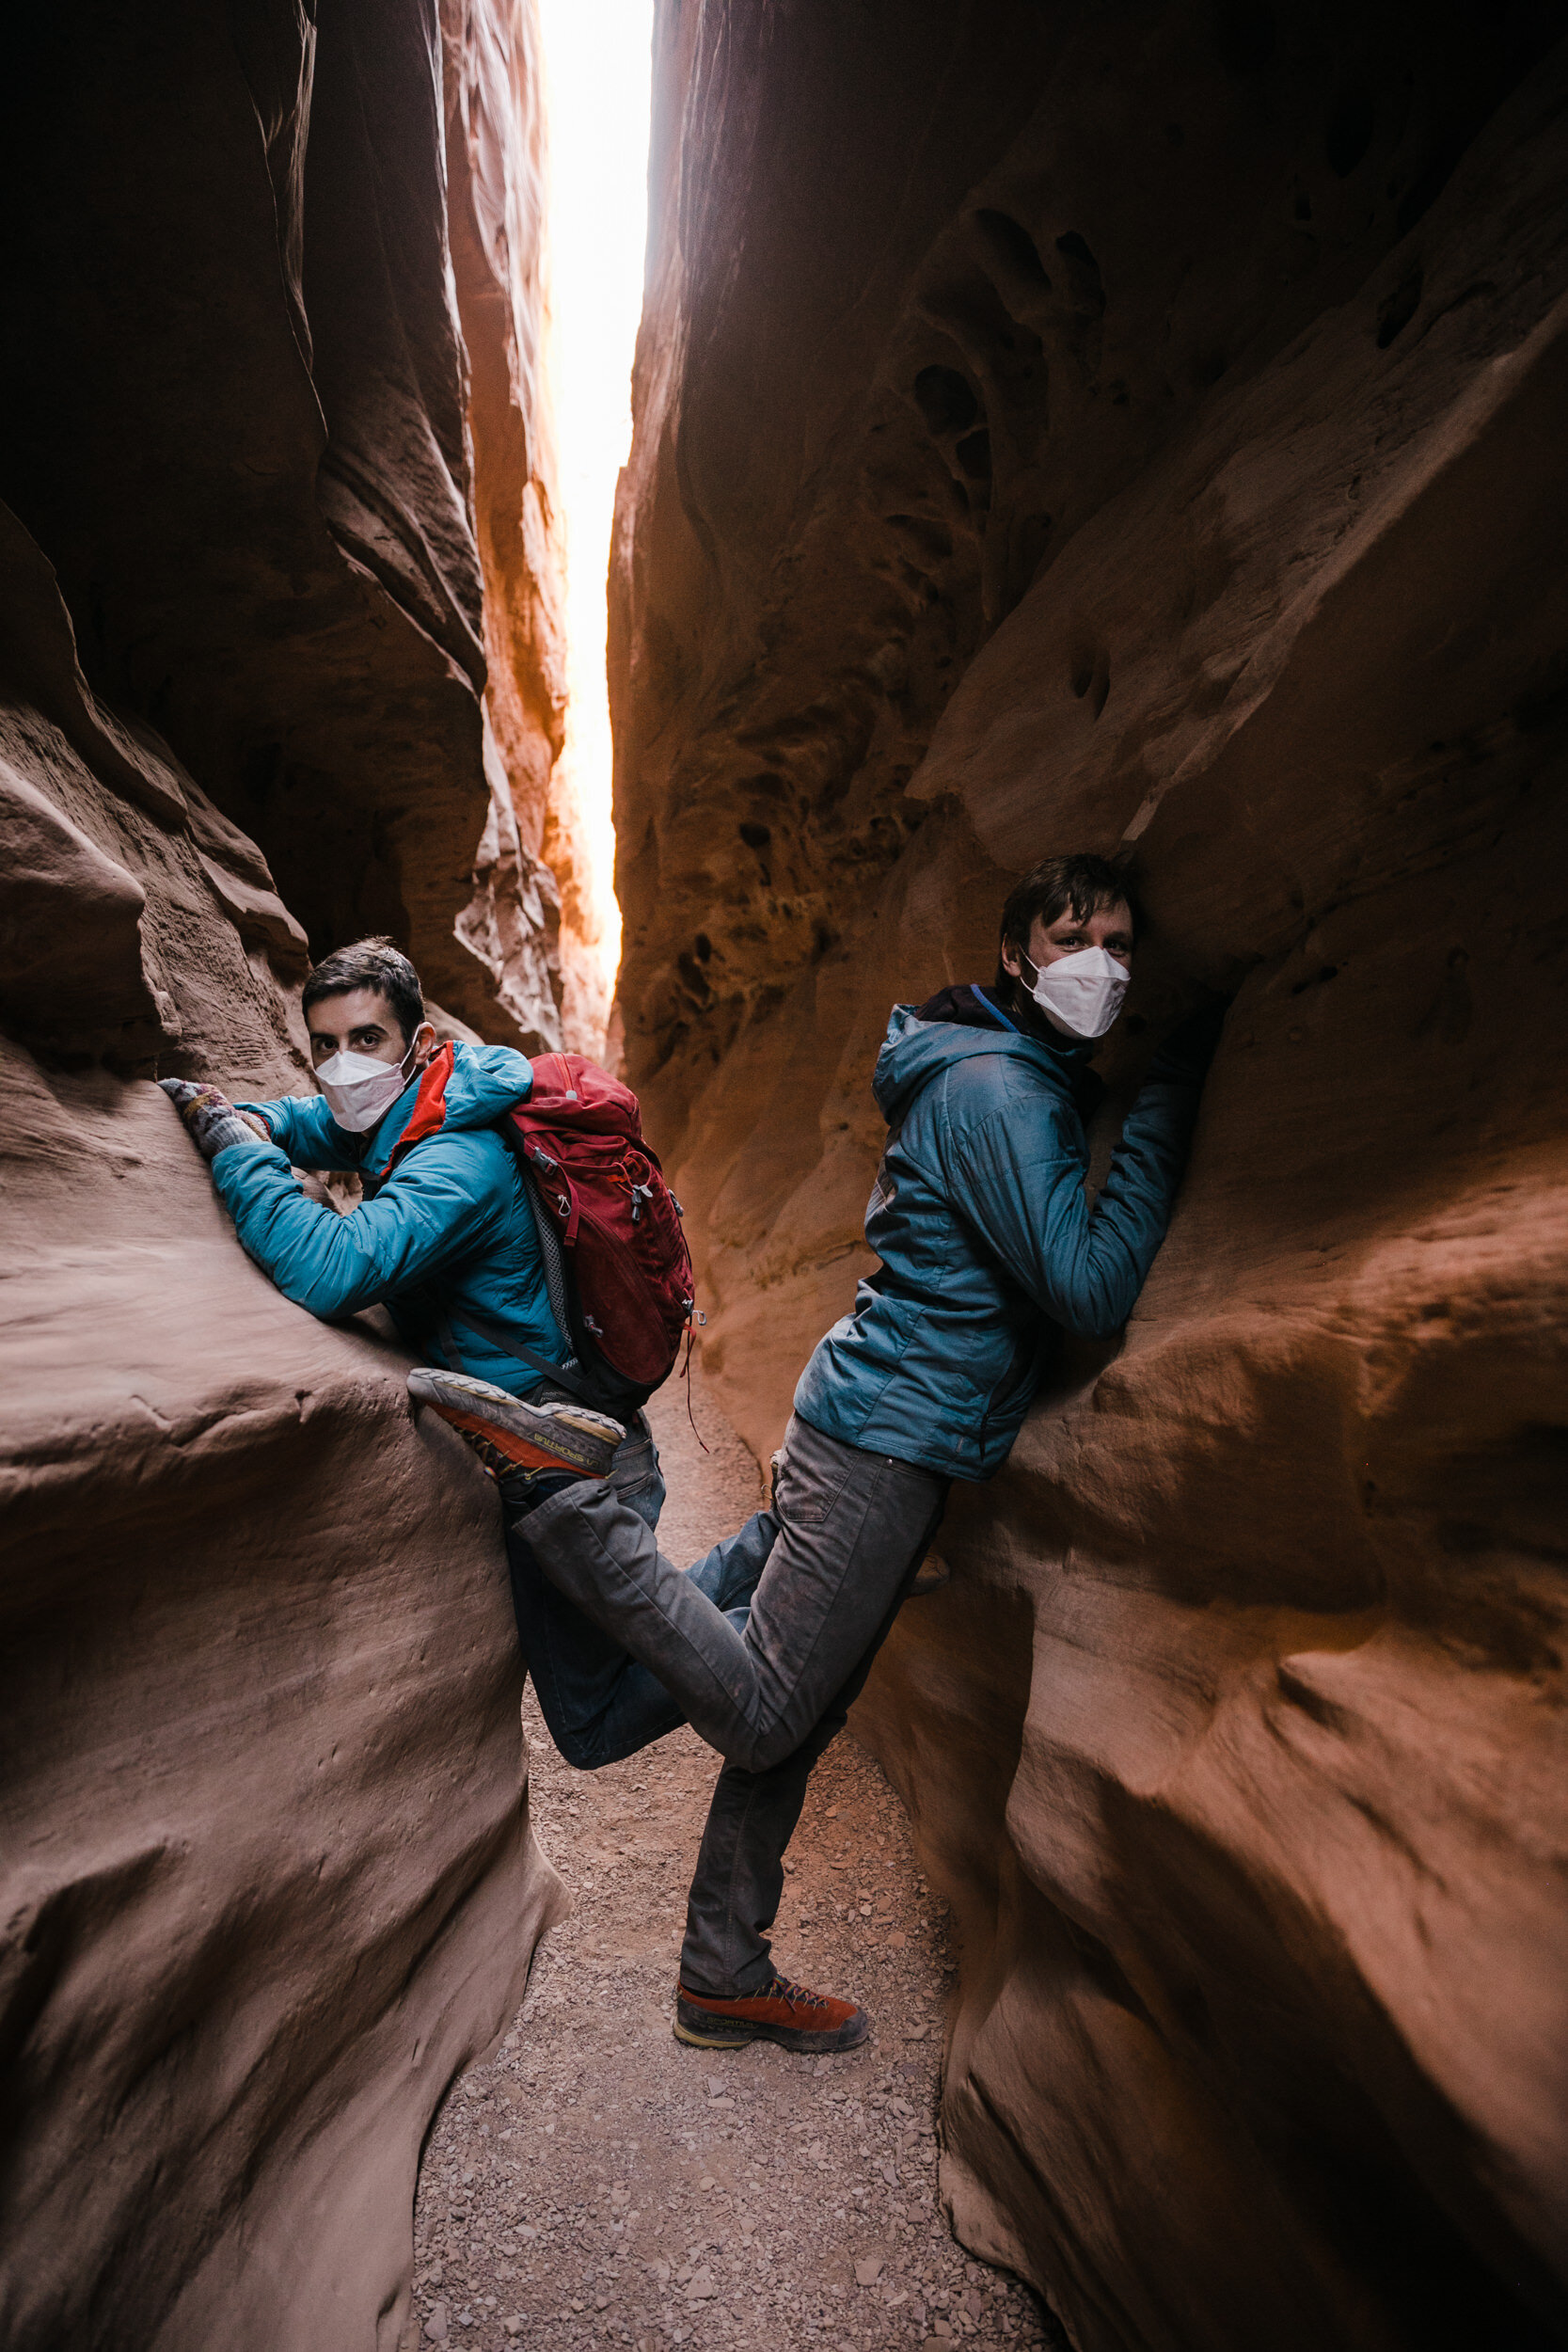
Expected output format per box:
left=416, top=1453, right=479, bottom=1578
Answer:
left=412, top=1019, right=439, bottom=1068
left=999, top=937, right=1022, bottom=978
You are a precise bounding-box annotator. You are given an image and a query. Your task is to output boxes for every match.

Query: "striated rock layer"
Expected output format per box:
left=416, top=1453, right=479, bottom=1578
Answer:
left=0, top=5, right=574, bottom=2344
left=0, top=0, right=593, bottom=1051
left=611, top=6, right=1568, bottom=2346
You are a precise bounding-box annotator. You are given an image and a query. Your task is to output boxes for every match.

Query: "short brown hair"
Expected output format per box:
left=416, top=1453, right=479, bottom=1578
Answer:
left=996, top=853, right=1138, bottom=983
left=301, top=936, right=424, bottom=1045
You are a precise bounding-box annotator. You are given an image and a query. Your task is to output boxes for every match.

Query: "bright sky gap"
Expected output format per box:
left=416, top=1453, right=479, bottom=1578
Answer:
left=538, top=0, right=655, bottom=1001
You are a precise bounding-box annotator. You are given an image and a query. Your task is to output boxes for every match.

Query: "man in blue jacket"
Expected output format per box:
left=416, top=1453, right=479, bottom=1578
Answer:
left=411, top=853, right=1225, bottom=2056
left=160, top=935, right=754, bottom=1770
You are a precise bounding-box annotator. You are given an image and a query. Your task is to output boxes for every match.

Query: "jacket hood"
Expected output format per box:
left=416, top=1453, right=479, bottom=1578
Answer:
left=366, top=1039, right=533, bottom=1169
left=873, top=1003, right=1086, bottom=1126
left=419, top=1040, right=533, bottom=1130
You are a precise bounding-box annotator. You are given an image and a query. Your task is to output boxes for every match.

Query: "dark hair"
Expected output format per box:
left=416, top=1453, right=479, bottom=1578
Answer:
left=995, top=852, right=1138, bottom=985
left=301, top=936, right=425, bottom=1045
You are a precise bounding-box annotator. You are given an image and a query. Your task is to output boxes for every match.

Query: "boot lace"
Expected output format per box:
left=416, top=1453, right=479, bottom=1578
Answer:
left=766, top=1973, right=833, bottom=2014
left=454, top=1427, right=510, bottom=1480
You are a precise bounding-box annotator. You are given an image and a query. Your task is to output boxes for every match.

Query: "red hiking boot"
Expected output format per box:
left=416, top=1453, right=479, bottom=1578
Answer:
left=674, top=1973, right=869, bottom=2054
left=406, top=1367, right=622, bottom=1482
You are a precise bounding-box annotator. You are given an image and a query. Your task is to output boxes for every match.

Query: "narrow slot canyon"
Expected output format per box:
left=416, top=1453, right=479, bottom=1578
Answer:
left=2, top=8, right=1566, bottom=2352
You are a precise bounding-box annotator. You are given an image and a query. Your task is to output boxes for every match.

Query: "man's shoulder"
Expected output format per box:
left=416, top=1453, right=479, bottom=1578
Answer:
left=933, top=1043, right=1073, bottom=1121
left=385, top=1123, right=515, bottom=1196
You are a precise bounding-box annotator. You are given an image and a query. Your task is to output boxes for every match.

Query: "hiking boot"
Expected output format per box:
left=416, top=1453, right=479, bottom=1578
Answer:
left=407, top=1367, right=623, bottom=1483
left=674, top=1974, right=869, bottom=2055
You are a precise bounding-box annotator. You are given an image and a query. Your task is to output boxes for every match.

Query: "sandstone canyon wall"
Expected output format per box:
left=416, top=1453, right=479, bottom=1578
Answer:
left=0, top=7, right=577, bottom=2347
left=1, top=0, right=602, bottom=1056
left=610, top=6, right=1568, bottom=2347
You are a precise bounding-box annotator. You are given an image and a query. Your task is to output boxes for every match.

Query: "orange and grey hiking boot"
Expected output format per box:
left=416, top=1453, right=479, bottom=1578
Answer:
left=407, top=1367, right=623, bottom=1484
left=674, top=1974, right=870, bottom=2054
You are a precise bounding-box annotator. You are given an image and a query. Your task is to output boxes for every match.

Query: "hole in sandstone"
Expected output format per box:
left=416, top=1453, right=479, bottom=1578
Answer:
left=974, top=208, right=1053, bottom=292
left=884, top=511, right=954, bottom=564
left=912, top=364, right=979, bottom=436
left=955, top=430, right=992, bottom=481
left=1376, top=266, right=1423, bottom=348
left=738, top=821, right=771, bottom=850
left=1053, top=230, right=1106, bottom=318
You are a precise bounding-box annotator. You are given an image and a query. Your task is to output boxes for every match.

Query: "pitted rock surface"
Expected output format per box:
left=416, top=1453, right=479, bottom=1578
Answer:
left=610, top=8, right=1568, bottom=2345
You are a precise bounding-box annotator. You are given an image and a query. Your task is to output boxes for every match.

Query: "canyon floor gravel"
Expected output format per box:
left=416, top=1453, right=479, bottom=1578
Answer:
left=404, top=1374, right=1063, bottom=2352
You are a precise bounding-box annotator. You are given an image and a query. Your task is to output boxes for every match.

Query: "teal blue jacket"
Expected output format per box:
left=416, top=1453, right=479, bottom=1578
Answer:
left=793, top=1000, right=1202, bottom=1480
left=212, top=1041, right=564, bottom=1393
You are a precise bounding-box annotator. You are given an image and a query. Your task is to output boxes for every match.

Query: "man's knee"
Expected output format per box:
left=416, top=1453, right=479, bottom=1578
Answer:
left=538, top=1718, right=610, bottom=1772
left=724, top=1715, right=817, bottom=1777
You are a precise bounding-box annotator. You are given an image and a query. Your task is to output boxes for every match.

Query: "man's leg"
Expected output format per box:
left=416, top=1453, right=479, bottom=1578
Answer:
left=672, top=1538, right=933, bottom=2051
left=520, top=1414, right=945, bottom=1774
left=676, top=1719, right=836, bottom=2000
left=510, top=1414, right=782, bottom=1770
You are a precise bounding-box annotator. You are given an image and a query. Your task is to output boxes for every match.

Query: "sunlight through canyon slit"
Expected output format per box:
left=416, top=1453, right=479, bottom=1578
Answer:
left=539, top=0, right=654, bottom=1018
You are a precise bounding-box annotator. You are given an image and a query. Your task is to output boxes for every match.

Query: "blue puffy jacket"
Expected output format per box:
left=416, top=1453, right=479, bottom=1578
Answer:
left=211, top=1041, right=565, bottom=1394
left=793, top=993, right=1202, bottom=1480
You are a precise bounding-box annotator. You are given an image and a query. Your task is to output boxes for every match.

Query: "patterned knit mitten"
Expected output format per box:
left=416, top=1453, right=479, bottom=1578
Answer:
left=158, top=1078, right=270, bottom=1161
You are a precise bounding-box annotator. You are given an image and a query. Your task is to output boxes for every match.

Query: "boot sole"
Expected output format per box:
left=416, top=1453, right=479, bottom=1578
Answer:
left=434, top=1403, right=606, bottom=1477
left=673, top=2000, right=870, bottom=2056
left=409, top=1367, right=623, bottom=1443
left=408, top=1371, right=621, bottom=1476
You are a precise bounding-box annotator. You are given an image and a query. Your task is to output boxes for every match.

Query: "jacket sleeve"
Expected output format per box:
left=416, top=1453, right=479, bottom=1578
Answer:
left=234, top=1091, right=363, bottom=1171
left=944, top=1079, right=1201, bottom=1340
left=211, top=1133, right=502, bottom=1318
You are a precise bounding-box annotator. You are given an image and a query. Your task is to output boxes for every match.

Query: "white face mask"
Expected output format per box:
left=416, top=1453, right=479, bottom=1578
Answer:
left=1020, top=945, right=1129, bottom=1041
left=315, top=1040, right=420, bottom=1132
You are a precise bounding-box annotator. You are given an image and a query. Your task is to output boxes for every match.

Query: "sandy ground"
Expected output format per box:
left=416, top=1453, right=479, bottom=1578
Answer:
left=404, top=1374, right=1062, bottom=2352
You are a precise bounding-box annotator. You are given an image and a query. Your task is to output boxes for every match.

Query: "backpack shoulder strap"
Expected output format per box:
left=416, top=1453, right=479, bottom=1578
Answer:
left=514, top=1141, right=573, bottom=1340
left=491, top=1117, right=576, bottom=1318
left=442, top=1302, right=603, bottom=1411
left=456, top=1116, right=602, bottom=1408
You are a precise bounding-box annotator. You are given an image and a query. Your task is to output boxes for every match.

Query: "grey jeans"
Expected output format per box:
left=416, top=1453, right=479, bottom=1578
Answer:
left=523, top=1412, right=947, bottom=1995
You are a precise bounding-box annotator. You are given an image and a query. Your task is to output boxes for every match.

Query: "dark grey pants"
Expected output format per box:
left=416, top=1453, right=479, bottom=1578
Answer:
left=524, top=1413, right=947, bottom=1995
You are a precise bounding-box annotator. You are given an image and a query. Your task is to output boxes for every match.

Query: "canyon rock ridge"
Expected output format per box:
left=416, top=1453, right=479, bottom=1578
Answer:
left=610, top=5, right=1568, bottom=2347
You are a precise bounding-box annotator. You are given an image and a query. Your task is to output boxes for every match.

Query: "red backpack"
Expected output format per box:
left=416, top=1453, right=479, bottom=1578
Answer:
left=492, top=1052, right=696, bottom=1409
left=381, top=1043, right=695, bottom=1412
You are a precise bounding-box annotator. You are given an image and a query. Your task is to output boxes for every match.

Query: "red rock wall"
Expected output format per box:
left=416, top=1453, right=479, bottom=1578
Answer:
left=611, top=6, right=1568, bottom=2345
left=0, top=7, right=573, bottom=2345
left=0, top=0, right=580, bottom=1051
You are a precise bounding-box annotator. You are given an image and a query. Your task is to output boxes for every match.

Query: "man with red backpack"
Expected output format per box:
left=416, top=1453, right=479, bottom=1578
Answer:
left=159, top=932, right=768, bottom=1851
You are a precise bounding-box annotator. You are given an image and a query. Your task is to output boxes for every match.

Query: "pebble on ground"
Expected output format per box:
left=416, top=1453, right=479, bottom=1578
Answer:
left=401, top=1375, right=1063, bottom=2352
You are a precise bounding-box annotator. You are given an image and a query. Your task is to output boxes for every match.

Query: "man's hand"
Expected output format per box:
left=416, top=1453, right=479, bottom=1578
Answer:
left=159, top=1078, right=272, bottom=1161
left=1145, top=995, right=1231, bottom=1089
